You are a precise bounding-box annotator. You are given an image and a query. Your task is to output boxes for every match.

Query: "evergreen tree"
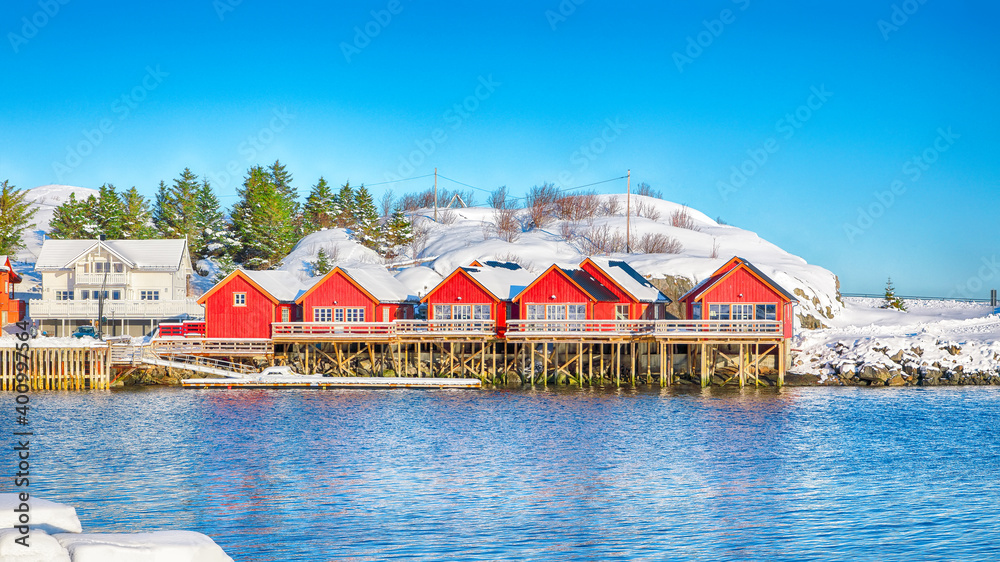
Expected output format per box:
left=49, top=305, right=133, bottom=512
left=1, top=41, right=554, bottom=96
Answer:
left=383, top=207, right=413, bottom=260
left=310, top=247, right=334, bottom=276
left=270, top=160, right=301, bottom=236
left=194, top=179, right=231, bottom=261
left=80, top=194, right=101, bottom=237
left=881, top=277, right=908, bottom=312
left=303, top=177, right=338, bottom=233
left=333, top=181, right=356, bottom=229
left=0, top=180, right=37, bottom=256
left=213, top=253, right=239, bottom=282
left=152, top=180, right=174, bottom=234
left=48, top=192, right=90, bottom=239
left=119, top=187, right=156, bottom=239
left=154, top=168, right=202, bottom=260
left=92, top=184, right=126, bottom=239
left=354, top=185, right=380, bottom=249
left=230, top=166, right=297, bottom=270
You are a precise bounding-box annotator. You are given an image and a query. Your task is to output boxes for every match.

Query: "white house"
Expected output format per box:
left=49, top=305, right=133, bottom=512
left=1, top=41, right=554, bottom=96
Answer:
left=32, top=238, right=203, bottom=336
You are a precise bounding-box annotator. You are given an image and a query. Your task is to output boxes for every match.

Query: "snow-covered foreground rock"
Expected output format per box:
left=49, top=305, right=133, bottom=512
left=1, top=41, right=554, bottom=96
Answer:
left=793, top=298, right=1000, bottom=385
left=0, top=495, right=232, bottom=562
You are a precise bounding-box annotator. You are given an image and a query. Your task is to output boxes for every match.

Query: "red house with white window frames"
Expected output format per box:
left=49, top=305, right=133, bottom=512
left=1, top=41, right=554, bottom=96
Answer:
left=579, top=257, right=671, bottom=320
left=512, top=264, right=621, bottom=321
left=295, top=266, right=416, bottom=324
left=421, top=264, right=536, bottom=335
left=197, top=270, right=304, bottom=339
left=0, top=256, right=25, bottom=326
left=678, top=256, right=798, bottom=338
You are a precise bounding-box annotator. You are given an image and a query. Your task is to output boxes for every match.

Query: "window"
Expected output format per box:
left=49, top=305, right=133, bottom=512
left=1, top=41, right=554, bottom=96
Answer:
left=112, top=290, right=122, bottom=300
left=113, top=263, right=124, bottom=273
left=94, top=262, right=105, bottom=273
left=334, top=309, right=344, bottom=322
left=434, top=304, right=452, bottom=320
left=568, top=304, right=586, bottom=320
left=56, top=291, right=74, bottom=301
left=314, top=308, right=332, bottom=322
left=708, top=304, right=730, bottom=320
left=473, top=304, right=491, bottom=320
left=453, top=305, right=471, bottom=320
left=692, top=303, right=702, bottom=320
left=615, top=304, right=629, bottom=320
left=140, top=290, right=160, bottom=301
left=756, top=304, right=777, bottom=320
left=232, top=293, right=246, bottom=306
left=732, top=304, right=754, bottom=320
left=80, top=291, right=89, bottom=300
left=281, top=308, right=290, bottom=322
left=382, top=308, right=390, bottom=322
left=344, top=308, right=364, bottom=322
left=546, top=304, right=566, bottom=320
left=526, top=305, right=545, bottom=320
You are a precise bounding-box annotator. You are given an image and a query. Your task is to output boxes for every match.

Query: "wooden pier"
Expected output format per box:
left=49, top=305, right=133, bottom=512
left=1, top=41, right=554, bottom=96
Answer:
left=0, top=346, right=112, bottom=390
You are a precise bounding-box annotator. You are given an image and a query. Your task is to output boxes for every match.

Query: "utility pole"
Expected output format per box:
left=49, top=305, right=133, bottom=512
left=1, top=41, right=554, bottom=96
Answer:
left=625, top=169, right=631, bottom=254
left=434, top=167, right=438, bottom=222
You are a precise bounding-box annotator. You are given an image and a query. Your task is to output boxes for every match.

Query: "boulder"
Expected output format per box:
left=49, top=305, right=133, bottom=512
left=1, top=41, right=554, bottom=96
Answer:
left=0, top=495, right=82, bottom=534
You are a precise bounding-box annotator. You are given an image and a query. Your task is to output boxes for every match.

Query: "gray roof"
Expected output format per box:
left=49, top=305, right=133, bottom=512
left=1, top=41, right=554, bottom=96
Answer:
left=586, top=258, right=671, bottom=303
left=340, top=266, right=418, bottom=302
left=566, top=269, right=619, bottom=302
left=35, top=239, right=190, bottom=271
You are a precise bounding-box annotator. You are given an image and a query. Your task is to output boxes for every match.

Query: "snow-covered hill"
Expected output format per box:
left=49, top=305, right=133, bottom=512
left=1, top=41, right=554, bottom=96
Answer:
left=278, top=194, right=843, bottom=326
left=18, top=184, right=99, bottom=262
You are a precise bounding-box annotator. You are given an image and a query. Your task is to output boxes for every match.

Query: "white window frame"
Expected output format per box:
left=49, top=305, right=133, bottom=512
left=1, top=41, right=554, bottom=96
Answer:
left=57, top=291, right=74, bottom=301
left=708, top=304, right=730, bottom=320
left=233, top=292, right=246, bottom=307
left=547, top=304, right=566, bottom=320
left=314, top=307, right=332, bottom=322
left=472, top=304, right=491, bottom=320
left=526, top=304, right=545, bottom=320
left=568, top=304, right=586, bottom=320
left=732, top=304, right=754, bottom=321
left=453, top=305, right=472, bottom=320
left=615, top=304, right=629, bottom=320
left=434, top=304, right=452, bottom=320
left=344, top=307, right=364, bottom=323
left=281, top=307, right=290, bottom=322
left=334, top=308, right=345, bottom=322
left=111, top=290, right=122, bottom=300
left=756, top=304, right=777, bottom=321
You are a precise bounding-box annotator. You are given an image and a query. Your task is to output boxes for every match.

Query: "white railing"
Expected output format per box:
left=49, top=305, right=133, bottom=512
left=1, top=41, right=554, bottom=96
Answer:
left=506, top=320, right=653, bottom=335
left=653, top=320, right=782, bottom=335
left=396, top=320, right=496, bottom=334
left=29, top=298, right=204, bottom=319
left=151, top=338, right=273, bottom=357
left=272, top=322, right=396, bottom=338
left=75, top=273, right=129, bottom=285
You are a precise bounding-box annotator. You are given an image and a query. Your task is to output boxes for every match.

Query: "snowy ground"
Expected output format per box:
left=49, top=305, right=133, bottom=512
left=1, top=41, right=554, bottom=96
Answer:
left=793, top=297, right=1000, bottom=383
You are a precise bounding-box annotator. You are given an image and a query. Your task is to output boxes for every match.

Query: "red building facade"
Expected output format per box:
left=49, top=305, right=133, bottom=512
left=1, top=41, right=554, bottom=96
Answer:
left=197, top=270, right=302, bottom=339
left=512, top=265, right=621, bottom=321
left=678, top=256, right=797, bottom=338
left=579, top=258, right=671, bottom=320
left=1, top=256, right=25, bottom=326
left=296, top=267, right=415, bottom=324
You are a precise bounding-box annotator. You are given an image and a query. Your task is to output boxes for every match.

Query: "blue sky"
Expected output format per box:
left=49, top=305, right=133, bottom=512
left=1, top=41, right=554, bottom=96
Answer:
left=2, top=0, right=997, bottom=296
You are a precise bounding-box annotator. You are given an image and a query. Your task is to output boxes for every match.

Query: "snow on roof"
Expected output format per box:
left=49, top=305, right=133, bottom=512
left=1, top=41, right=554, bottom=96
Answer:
left=35, top=239, right=189, bottom=271
left=243, top=270, right=309, bottom=303
left=586, top=257, right=670, bottom=303
left=340, top=265, right=418, bottom=302
left=678, top=257, right=798, bottom=303
left=463, top=265, right=537, bottom=300
left=0, top=255, right=9, bottom=272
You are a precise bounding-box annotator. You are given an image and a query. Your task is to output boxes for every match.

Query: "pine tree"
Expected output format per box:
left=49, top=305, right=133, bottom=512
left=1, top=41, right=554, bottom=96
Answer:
left=48, top=192, right=90, bottom=239
left=119, top=187, right=156, bottom=239
left=231, top=166, right=297, bottom=270
left=80, top=194, right=101, bottom=237
left=881, top=277, right=908, bottom=312
left=311, top=248, right=334, bottom=276
left=152, top=180, right=174, bottom=234
left=154, top=169, right=202, bottom=261
left=0, top=180, right=37, bottom=256
left=270, top=160, right=301, bottom=236
left=92, top=184, right=126, bottom=239
left=383, top=207, right=413, bottom=260
left=354, top=185, right=380, bottom=249
left=303, top=177, right=338, bottom=233
left=333, top=181, right=356, bottom=229
left=213, top=253, right=239, bottom=282
left=194, top=179, right=231, bottom=261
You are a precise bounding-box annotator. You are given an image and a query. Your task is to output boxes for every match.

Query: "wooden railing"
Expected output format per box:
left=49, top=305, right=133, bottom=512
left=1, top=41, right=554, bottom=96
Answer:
left=272, top=322, right=395, bottom=338
left=506, top=320, right=653, bottom=334
left=396, top=320, right=496, bottom=334
left=653, top=320, right=782, bottom=335
left=151, top=338, right=273, bottom=356
left=30, top=298, right=204, bottom=319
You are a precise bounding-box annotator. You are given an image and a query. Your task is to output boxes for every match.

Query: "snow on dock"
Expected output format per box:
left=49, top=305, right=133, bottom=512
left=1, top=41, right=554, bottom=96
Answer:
left=182, top=375, right=482, bottom=389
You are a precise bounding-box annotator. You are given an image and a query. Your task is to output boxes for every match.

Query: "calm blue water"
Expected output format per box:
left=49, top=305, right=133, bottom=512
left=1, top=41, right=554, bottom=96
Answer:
left=20, top=386, right=1000, bottom=561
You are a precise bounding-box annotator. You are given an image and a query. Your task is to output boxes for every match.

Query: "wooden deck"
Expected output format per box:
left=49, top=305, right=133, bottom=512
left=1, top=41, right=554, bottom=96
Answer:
left=182, top=376, right=482, bottom=390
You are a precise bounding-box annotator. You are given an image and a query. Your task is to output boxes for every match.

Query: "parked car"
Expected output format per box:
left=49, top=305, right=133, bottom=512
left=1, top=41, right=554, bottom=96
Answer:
left=72, top=325, right=98, bottom=339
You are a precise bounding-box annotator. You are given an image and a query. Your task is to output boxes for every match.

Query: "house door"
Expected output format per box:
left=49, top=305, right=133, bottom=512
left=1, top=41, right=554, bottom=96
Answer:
left=281, top=308, right=290, bottom=322
left=382, top=308, right=390, bottom=322
left=1, top=311, right=6, bottom=326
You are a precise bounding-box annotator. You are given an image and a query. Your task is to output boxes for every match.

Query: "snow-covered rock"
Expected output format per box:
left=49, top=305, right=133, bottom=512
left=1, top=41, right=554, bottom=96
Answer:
left=0, top=528, right=71, bottom=562
left=276, top=228, right=383, bottom=281
left=0, top=495, right=82, bottom=534
left=54, top=531, right=233, bottom=562
left=18, top=185, right=99, bottom=263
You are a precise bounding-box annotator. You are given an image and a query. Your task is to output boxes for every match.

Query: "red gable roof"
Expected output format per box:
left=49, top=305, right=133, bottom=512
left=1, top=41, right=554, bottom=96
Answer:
left=679, top=256, right=798, bottom=304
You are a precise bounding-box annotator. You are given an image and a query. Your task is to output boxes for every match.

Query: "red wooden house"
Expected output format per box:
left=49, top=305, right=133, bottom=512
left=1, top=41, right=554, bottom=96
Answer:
left=512, top=264, right=620, bottom=322
left=1, top=256, right=26, bottom=326
left=295, top=266, right=417, bottom=323
left=421, top=264, right=536, bottom=334
left=197, top=270, right=305, bottom=339
left=580, top=257, right=671, bottom=320
left=678, top=256, right=798, bottom=338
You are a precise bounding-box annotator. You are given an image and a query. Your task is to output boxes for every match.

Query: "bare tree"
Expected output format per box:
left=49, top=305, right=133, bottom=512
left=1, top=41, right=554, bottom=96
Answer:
left=379, top=189, right=395, bottom=218
left=580, top=224, right=627, bottom=255
left=669, top=205, right=700, bottom=231
left=555, top=191, right=600, bottom=221
left=636, top=233, right=683, bottom=254
left=488, top=185, right=521, bottom=242
left=525, top=182, right=559, bottom=229
left=634, top=199, right=661, bottom=222
left=634, top=182, right=662, bottom=199
left=601, top=196, right=622, bottom=216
